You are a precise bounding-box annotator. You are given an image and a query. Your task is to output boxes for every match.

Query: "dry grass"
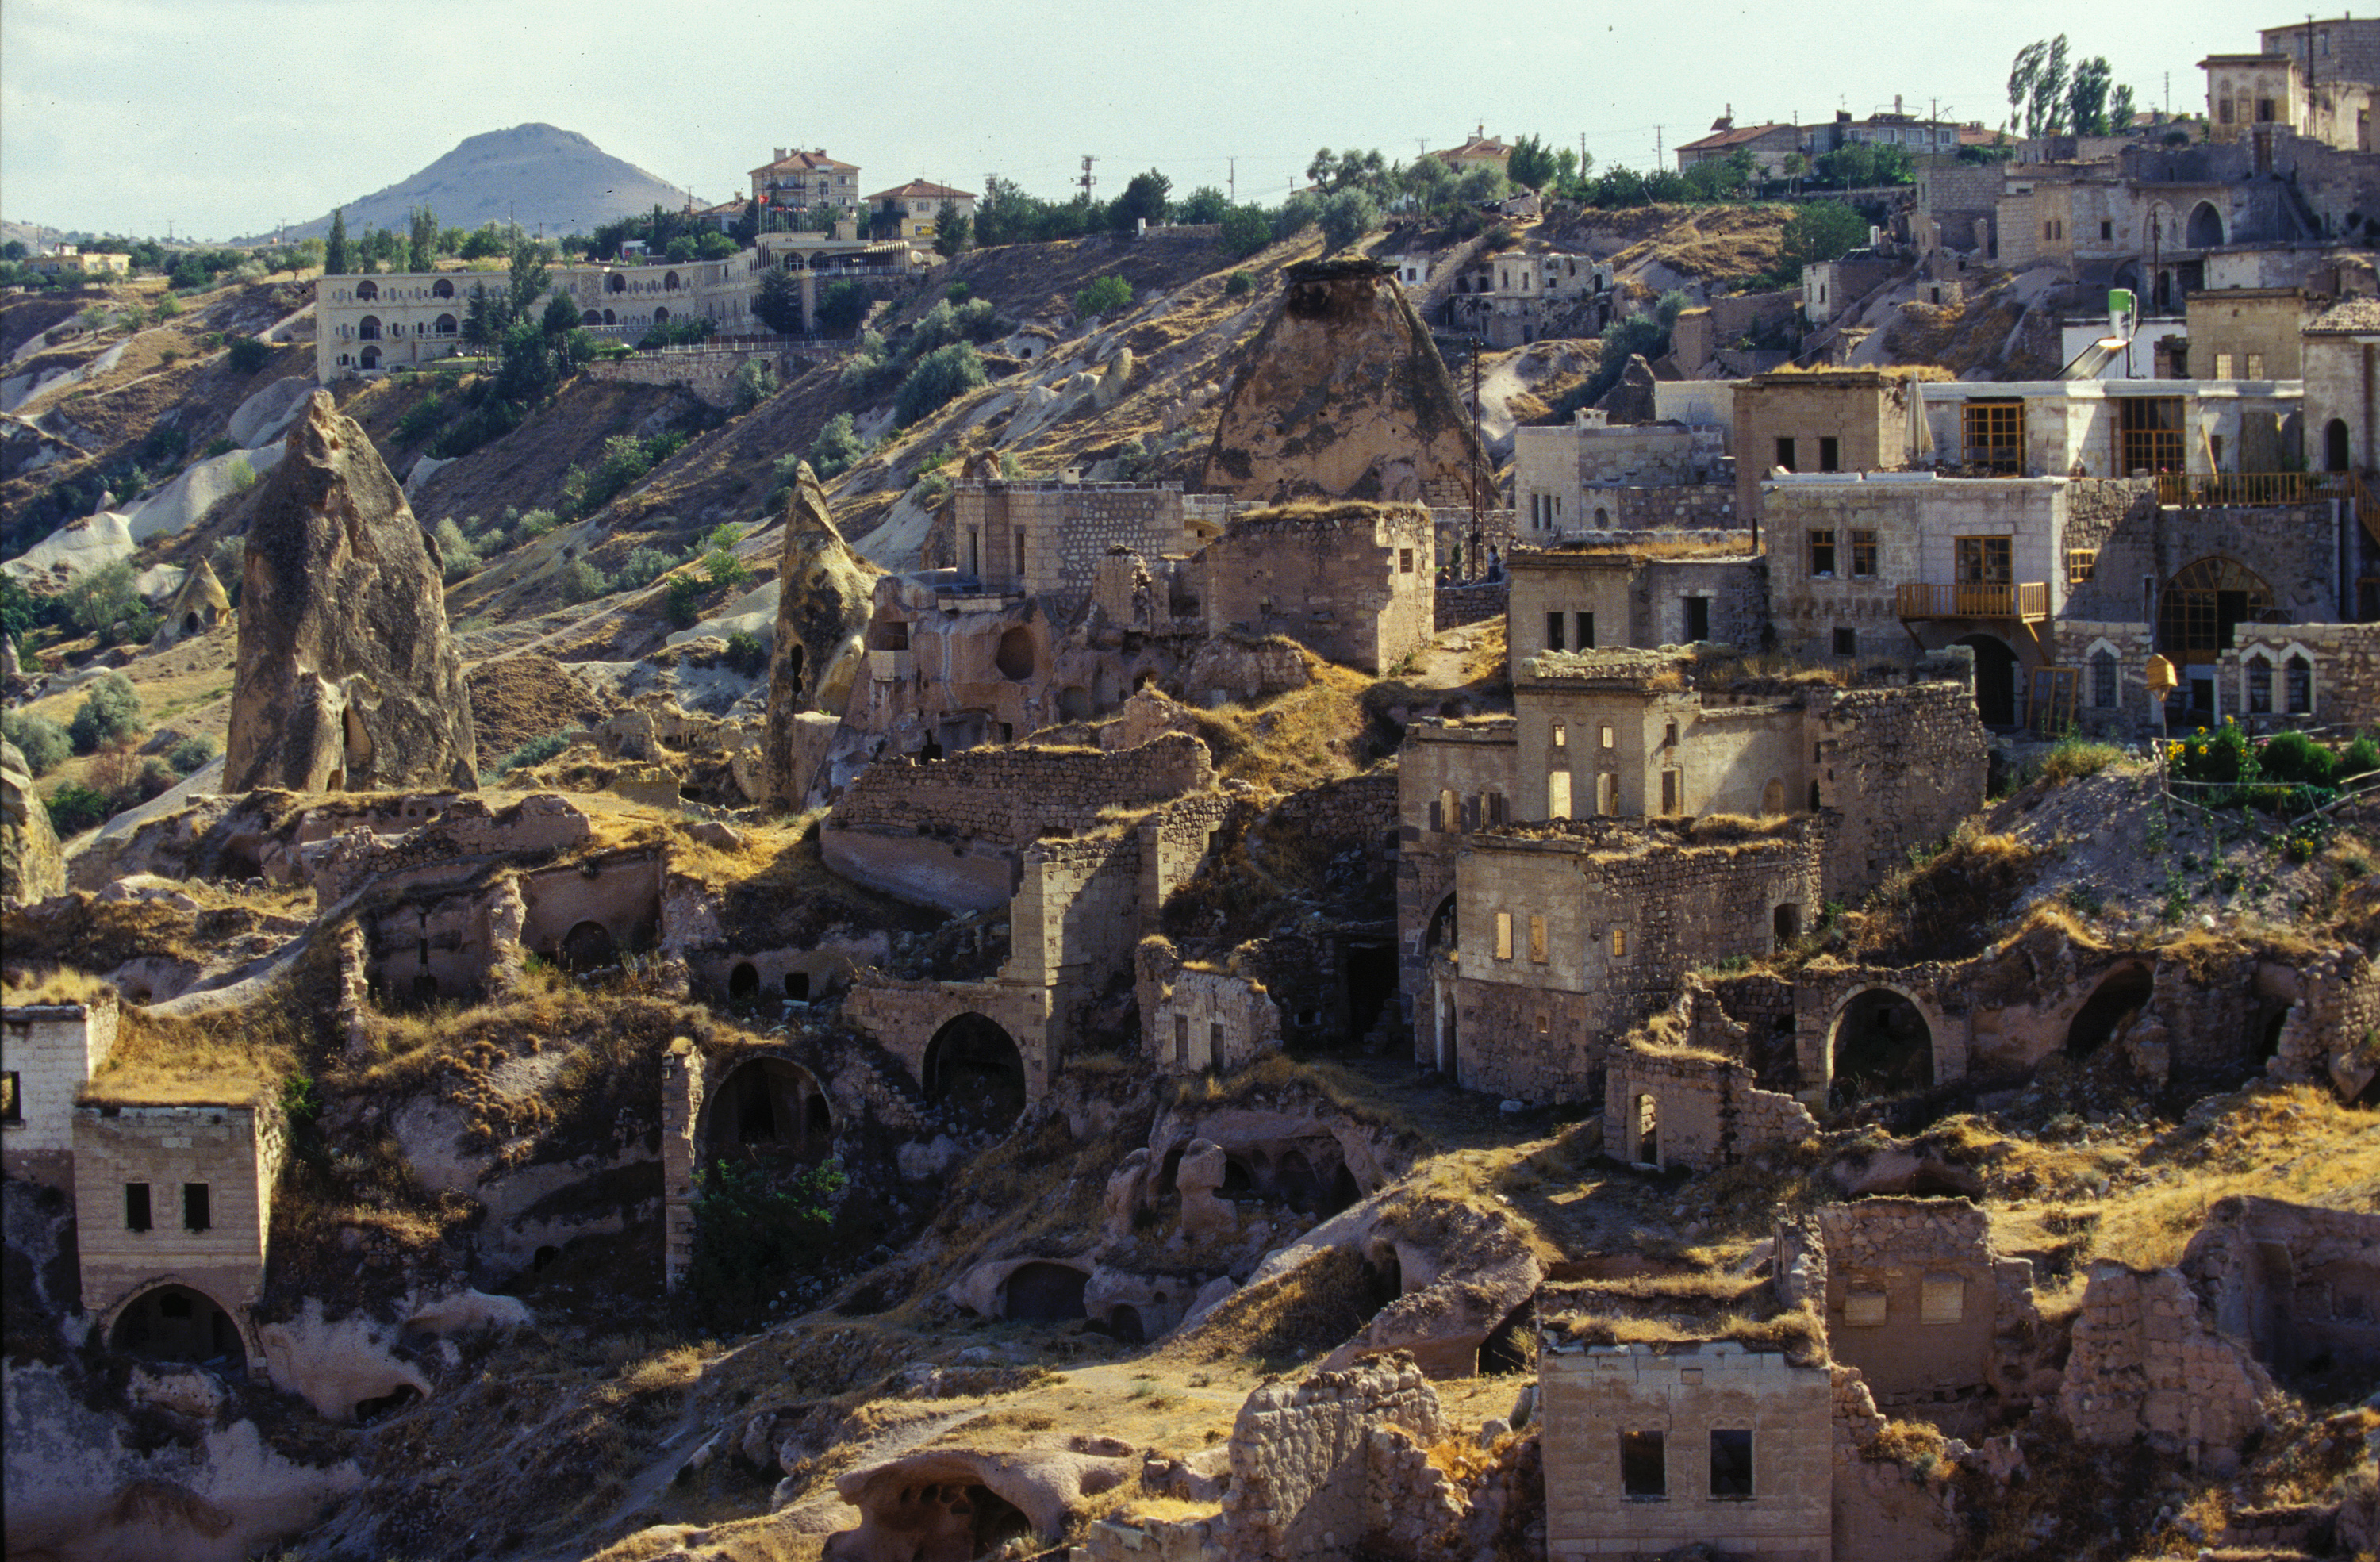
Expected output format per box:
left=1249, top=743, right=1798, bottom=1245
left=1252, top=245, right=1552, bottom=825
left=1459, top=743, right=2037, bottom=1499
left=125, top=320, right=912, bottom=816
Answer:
left=1843, top=819, right=2046, bottom=965
left=1544, top=1274, right=1827, bottom=1364
left=0, top=965, right=115, bottom=1007
left=1187, top=661, right=1376, bottom=793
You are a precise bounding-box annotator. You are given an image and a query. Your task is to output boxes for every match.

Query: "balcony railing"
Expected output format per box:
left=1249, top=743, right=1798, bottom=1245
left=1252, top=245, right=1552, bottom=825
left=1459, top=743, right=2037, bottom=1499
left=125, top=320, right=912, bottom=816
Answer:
left=2155, top=472, right=2352, bottom=508
left=1896, top=581, right=2049, bottom=620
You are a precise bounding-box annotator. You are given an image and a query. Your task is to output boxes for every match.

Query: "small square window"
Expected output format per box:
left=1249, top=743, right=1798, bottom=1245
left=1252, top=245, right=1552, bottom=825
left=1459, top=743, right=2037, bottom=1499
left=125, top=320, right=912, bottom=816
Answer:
left=1833, top=627, right=1858, bottom=658
left=1844, top=1289, right=1887, bottom=1326
left=1620, top=1430, right=1666, bottom=1499
left=1535, top=1012, right=1549, bottom=1034
left=1710, top=1429, right=1755, bottom=1498
left=1921, top=1273, right=1965, bottom=1325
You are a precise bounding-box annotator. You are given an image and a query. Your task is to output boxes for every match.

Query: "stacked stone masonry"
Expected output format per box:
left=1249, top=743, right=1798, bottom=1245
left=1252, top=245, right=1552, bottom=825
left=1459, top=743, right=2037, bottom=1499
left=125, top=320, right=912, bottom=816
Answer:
left=2, top=997, right=120, bottom=1187
left=1221, top=1357, right=1447, bottom=1560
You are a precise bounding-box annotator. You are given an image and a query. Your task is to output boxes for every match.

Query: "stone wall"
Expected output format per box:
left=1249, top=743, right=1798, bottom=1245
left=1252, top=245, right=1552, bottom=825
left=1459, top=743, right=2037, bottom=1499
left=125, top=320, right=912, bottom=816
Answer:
left=1434, top=579, right=1507, bottom=631
left=1137, top=938, right=1284, bottom=1075
left=1799, top=1199, right=2015, bottom=1410
left=1220, top=1357, right=1447, bottom=1560
left=1198, top=505, right=1436, bottom=674
left=826, top=734, right=1211, bottom=850
left=2, top=997, right=118, bottom=1186
left=1396, top=721, right=1517, bottom=1045
left=1539, top=1338, right=1833, bottom=1562
left=1603, top=1038, right=1818, bottom=1172
left=1812, top=682, right=1988, bottom=900
left=2217, top=621, right=2380, bottom=732
left=582, top=345, right=812, bottom=408
left=2053, top=619, right=2160, bottom=738
left=71, top=1103, right=286, bottom=1350
left=659, top=1040, right=702, bottom=1291
left=2067, top=499, right=2348, bottom=639
left=1733, top=372, right=1916, bottom=532
left=2058, top=1261, right=2272, bottom=1469
left=943, top=482, right=1228, bottom=616
left=2180, top=1195, right=2380, bottom=1383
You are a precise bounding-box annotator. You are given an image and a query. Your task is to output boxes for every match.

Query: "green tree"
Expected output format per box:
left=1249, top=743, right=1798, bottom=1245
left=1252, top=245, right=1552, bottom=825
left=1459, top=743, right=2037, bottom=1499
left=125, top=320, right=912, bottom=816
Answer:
left=1319, top=188, right=1380, bottom=252
left=1775, top=201, right=1870, bottom=278
left=1111, top=168, right=1173, bottom=234
left=407, top=204, right=438, bottom=272
left=540, top=290, right=584, bottom=338
left=813, top=279, right=870, bottom=335
left=694, top=229, right=737, bottom=260
left=2, top=712, right=69, bottom=776
left=933, top=202, right=971, bottom=259
left=325, top=207, right=350, bottom=275
left=1219, top=204, right=1272, bottom=258
left=2109, top=83, right=2138, bottom=133
left=59, top=561, right=144, bottom=639
left=459, top=223, right=507, bottom=260
left=807, top=413, right=866, bottom=478
left=68, top=672, right=144, bottom=754
left=226, top=335, right=271, bottom=374
left=893, top=343, right=986, bottom=426
left=664, top=234, right=698, bottom=263
left=2069, top=56, right=2113, bottom=136
left=505, top=237, right=551, bottom=322
left=1073, top=274, right=1132, bottom=317
left=1507, top=134, right=1578, bottom=191
left=685, top=1157, right=846, bottom=1325
left=2008, top=35, right=2072, bottom=136
left=754, top=267, right=804, bottom=334
left=1173, top=185, right=1230, bottom=224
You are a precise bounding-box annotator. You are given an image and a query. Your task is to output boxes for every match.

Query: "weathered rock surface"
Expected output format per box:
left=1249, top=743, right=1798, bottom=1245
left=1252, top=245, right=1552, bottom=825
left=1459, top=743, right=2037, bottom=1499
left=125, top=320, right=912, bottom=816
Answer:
left=824, top=1439, right=1135, bottom=1560
left=2, top=739, right=66, bottom=902
left=764, top=462, right=878, bottom=807
left=224, top=391, right=476, bottom=795
left=1202, top=259, right=1483, bottom=506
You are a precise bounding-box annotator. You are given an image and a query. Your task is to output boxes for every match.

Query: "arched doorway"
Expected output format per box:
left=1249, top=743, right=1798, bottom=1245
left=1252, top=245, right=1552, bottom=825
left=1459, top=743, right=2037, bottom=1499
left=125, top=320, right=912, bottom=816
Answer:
left=182, top=611, right=202, bottom=635
left=728, top=961, right=760, bottom=1000
left=784, top=971, right=811, bottom=1000
left=1325, top=1164, right=1361, bottom=1215
left=109, top=1284, right=245, bottom=1368
left=2326, top=418, right=2352, bottom=473
left=559, top=919, right=615, bottom=970
left=2067, top=965, right=2153, bottom=1057
left=1424, top=895, right=1457, bottom=954
left=1343, top=941, right=1396, bottom=1044
left=1830, top=989, right=1935, bottom=1099
left=359, top=345, right=380, bottom=370
left=1276, top=1150, right=1320, bottom=1211
left=708, top=1057, right=833, bottom=1160
left=1952, top=634, right=2019, bottom=727
left=1772, top=903, right=1801, bottom=947
left=922, top=1014, right=1027, bottom=1130
left=2158, top=558, right=2273, bottom=713
left=2186, top=201, right=2225, bottom=249
left=1110, top=1303, right=1146, bottom=1344
left=995, top=627, right=1036, bottom=681
left=1002, top=1262, right=1087, bottom=1321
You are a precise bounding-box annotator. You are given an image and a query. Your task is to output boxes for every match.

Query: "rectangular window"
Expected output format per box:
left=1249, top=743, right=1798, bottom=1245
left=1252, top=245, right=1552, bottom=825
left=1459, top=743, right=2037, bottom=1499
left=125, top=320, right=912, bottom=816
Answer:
left=1955, top=535, right=2012, bottom=585
left=1610, top=926, right=1628, bottom=958
left=2066, top=547, right=2098, bottom=586
left=2092, top=651, right=2118, bottom=708
left=1575, top=611, right=1595, bottom=649
left=2212, top=351, right=2235, bottom=380
left=2248, top=659, right=2274, bottom=713
left=1174, top=1016, right=1188, bottom=1067
left=1710, top=1429, right=1755, bottom=1498
left=2117, top=396, right=2186, bottom=474
left=183, top=1183, right=211, bottom=1233
left=1818, top=436, right=1841, bottom=472
left=1848, top=530, right=1877, bottom=578
left=1494, top=911, right=1514, bottom=960
left=1808, top=530, right=1837, bottom=577
left=1013, top=530, right=1027, bottom=581
left=1833, top=627, right=1858, bottom=658
left=1660, top=768, right=1681, bottom=815
left=1960, top=398, right=2025, bottom=474
left=1210, top=1022, right=1223, bottom=1059
left=1620, top=1430, right=1666, bottom=1499
left=1545, top=612, right=1565, bottom=652
left=1399, top=547, right=1415, bottom=574
left=2245, top=352, right=2264, bottom=378
left=125, top=1183, right=152, bottom=1232
left=1921, top=1274, right=1965, bottom=1325
left=1683, top=597, right=1710, bottom=641
left=1774, top=436, right=1796, bottom=473
left=1598, top=772, right=1621, bottom=816
left=0, top=1071, right=17, bottom=1124
left=1552, top=721, right=1566, bottom=748
left=1548, top=769, right=1572, bottom=819
left=2099, top=219, right=2113, bottom=241
left=1599, top=723, right=1614, bottom=750
left=1844, top=1290, right=1888, bottom=1326
left=1528, top=915, right=1548, bottom=964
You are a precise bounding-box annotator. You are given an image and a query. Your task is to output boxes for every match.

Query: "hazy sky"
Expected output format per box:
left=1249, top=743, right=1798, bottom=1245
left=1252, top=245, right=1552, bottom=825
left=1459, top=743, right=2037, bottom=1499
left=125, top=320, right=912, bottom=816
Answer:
left=5, top=0, right=2260, bottom=242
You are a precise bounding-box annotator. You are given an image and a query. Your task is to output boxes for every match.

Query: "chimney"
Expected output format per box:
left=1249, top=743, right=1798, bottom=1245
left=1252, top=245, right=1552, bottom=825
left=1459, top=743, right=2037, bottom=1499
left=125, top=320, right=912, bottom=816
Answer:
left=1894, top=94, right=1904, bottom=114
left=776, top=147, right=786, bottom=161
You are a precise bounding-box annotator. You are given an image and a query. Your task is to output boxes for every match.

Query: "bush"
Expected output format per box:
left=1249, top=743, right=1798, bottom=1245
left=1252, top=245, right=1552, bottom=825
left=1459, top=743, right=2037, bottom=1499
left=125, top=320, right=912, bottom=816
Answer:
left=135, top=756, right=179, bottom=802
left=731, top=356, right=779, bottom=412
left=2, top=712, right=70, bottom=775
left=225, top=335, right=271, bottom=374
left=166, top=735, right=217, bottom=774
left=394, top=391, right=450, bottom=445
left=814, top=280, right=872, bottom=336
left=665, top=574, right=707, bottom=627
left=892, top=343, right=987, bottom=427
left=44, top=782, right=112, bottom=836
left=432, top=517, right=480, bottom=581
left=1223, top=270, right=1254, bottom=297
left=492, top=731, right=572, bottom=776
left=516, top=508, right=558, bottom=539
left=724, top=630, right=767, bottom=677
left=616, top=546, right=680, bottom=592
left=2257, top=728, right=2338, bottom=786
left=1073, top=274, right=1133, bottom=318
left=561, top=558, right=612, bottom=603
left=2035, top=735, right=2125, bottom=785
left=807, top=413, right=866, bottom=480
left=59, top=560, right=145, bottom=638
left=704, top=548, right=752, bottom=591
left=1219, top=205, right=1273, bottom=259
left=68, top=673, right=144, bottom=754
left=685, top=1157, right=847, bottom=1326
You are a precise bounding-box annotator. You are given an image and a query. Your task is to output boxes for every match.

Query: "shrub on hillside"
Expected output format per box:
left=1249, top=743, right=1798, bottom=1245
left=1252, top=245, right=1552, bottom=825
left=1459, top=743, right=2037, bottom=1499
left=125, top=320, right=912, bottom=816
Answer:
left=44, top=782, right=112, bottom=836
left=1073, top=274, right=1132, bottom=318
left=665, top=574, right=707, bottom=628
left=225, top=335, right=271, bottom=374
left=616, top=546, right=681, bottom=592
left=892, top=343, right=986, bottom=428
left=167, top=735, right=217, bottom=774
left=1224, top=270, right=1254, bottom=297
left=68, top=674, right=144, bottom=754
left=431, top=518, right=481, bottom=581
left=561, top=558, right=612, bottom=603
left=724, top=630, right=766, bottom=677
left=732, top=357, right=778, bottom=412
left=2, top=712, right=70, bottom=776
left=685, top=1157, right=847, bottom=1326
left=807, top=413, right=866, bottom=480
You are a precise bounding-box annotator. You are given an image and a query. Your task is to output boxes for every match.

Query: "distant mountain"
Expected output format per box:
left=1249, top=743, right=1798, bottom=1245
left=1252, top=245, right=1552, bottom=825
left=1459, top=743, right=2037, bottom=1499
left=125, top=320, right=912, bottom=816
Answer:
left=268, top=125, right=698, bottom=242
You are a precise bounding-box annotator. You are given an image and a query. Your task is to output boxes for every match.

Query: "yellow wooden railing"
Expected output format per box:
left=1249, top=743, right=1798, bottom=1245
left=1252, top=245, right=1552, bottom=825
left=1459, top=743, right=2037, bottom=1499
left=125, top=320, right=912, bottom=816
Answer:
left=1895, top=581, right=2050, bottom=620
left=2154, top=471, right=2352, bottom=508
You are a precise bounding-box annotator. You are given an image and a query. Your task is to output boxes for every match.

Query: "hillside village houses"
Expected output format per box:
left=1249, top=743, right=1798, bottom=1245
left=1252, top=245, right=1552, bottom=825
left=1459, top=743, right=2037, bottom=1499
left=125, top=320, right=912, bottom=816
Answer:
left=868, top=180, right=978, bottom=242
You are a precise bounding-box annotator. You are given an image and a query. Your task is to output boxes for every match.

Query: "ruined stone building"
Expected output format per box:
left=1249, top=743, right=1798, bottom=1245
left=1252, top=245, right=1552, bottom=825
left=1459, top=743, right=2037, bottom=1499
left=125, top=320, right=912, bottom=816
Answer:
left=936, top=481, right=1226, bottom=616
left=1730, top=370, right=1925, bottom=539
left=1512, top=411, right=1735, bottom=537
left=2, top=992, right=119, bottom=1188
left=1195, top=503, right=1435, bottom=674
left=1507, top=546, right=1768, bottom=657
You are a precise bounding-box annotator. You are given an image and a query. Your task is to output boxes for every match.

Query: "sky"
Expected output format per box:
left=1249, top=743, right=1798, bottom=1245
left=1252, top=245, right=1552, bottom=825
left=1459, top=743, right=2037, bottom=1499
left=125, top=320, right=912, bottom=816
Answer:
left=3, top=0, right=2263, bottom=243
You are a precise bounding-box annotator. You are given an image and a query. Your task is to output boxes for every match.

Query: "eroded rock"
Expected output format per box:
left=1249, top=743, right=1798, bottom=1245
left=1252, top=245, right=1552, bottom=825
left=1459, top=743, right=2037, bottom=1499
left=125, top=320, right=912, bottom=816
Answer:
left=2, top=739, right=65, bottom=902
left=763, top=462, right=877, bottom=808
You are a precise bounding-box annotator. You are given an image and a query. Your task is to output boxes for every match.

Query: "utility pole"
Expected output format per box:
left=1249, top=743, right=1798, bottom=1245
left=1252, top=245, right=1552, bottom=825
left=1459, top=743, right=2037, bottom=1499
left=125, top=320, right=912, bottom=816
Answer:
left=1654, top=126, right=1663, bottom=171
left=1469, top=338, right=1484, bottom=569
left=1078, top=156, right=1096, bottom=203
left=1227, top=157, right=1237, bottom=203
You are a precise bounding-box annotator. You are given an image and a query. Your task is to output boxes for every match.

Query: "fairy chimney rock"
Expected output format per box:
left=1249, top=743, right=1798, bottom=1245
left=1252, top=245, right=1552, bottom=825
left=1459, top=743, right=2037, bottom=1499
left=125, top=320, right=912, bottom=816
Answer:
left=223, top=391, right=476, bottom=795
left=763, top=462, right=878, bottom=807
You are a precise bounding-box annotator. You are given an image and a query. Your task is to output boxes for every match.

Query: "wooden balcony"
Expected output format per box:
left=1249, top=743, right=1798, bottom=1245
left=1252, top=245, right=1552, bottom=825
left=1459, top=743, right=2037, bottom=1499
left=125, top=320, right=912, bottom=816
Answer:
left=1896, top=581, right=2049, bottom=621
left=2154, top=471, right=2352, bottom=508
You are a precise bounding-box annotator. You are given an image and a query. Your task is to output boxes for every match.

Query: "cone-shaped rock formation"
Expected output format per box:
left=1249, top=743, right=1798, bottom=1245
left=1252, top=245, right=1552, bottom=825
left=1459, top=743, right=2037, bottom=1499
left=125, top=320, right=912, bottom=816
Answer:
left=764, top=463, right=879, bottom=807
left=224, top=392, right=476, bottom=795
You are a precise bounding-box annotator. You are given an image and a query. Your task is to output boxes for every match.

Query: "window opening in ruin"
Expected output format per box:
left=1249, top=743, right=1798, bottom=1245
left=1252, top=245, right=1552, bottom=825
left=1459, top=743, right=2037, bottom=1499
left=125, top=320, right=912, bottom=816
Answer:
left=1110, top=1303, right=1146, bottom=1344
left=2326, top=418, right=2352, bottom=472
left=1831, top=989, right=1935, bottom=1101
left=1209, top=1021, right=1223, bottom=1060
left=995, top=627, right=1036, bottom=681
left=1345, top=942, right=1397, bottom=1043
left=1710, top=1429, right=1755, bottom=1498
left=729, top=961, right=761, bottom=1000
left=1399, top=547, right=1415, bottom=574
left=1548, top=770, right=1572, bottom=819
left=1683, top=596, right=1710, bottom=642
left=1437, top=787, right=1458, bottom=832
left=1479, top=1304, right=1536, bottom=1375
left=1599, top=724, right=1614, bottom=750
left=1810, top=781, right=1823, bottom=811
left=1536, top=1013, right=1549, bottom=1034
left=1219, top=1156, right=1256, bottom=1196
left=1660, top=769, right=1681, bottom=815
left=1003, top=1261, right=1088, bottom=1322
left=1762, top=779, right=1787, bottom=816
left=1845, top=1289, right=1888, bottom=1326
left=785, top=972, right=811, bottom=1000
left=1425, top=896, right=1457, bottom=954
left=1620, top=1430, right=1667, bottom=1499
left=559, top=919, right=616, bottom=972
left=1635, top=1092, right=1659, bottom=1165
left=2091, top=648, right=2119, bottom=709
left=1575, top=611, right=1595, bottom=648
left=2157, top=557, right=2271, bottom=660
left=1597, top=773, right=1621, bottom=816
left=1277, top=1150, right=1320, bottom=1210
left=1921, top=1273, right=1965, bottom=1324
left=110, top=1284, right=243, bottom=1368
left=1528, top=915, right=1548, bottom=964
left=182, top=1183, right=210, bottom=1232
left=1545, top=612, right=1565, bottom=652
left=923, top=1013, right=1027, bottom=1131
left=1174, top=1016, right=1190, bottom=1068
left=1610, top=927, right=1628, bottom=958
left=2117, top=395, right=2186, bottom=472
left=1495, top=912, right=1514, bottom=960
left=1774, top=904, right=1801, bottom=946
left=1833, top=627, right=1858, bottom=658
left=1818, top=436, right=1841, bottom=472
left=1775, top=436, right=1796, bottom=473
left=1808, top=530, right=1836, bottom=577
left=1664, top=721, right=1677, bottom=747
left=2286, top=655, right=2312, bottom=715
left=1952, top=634, right=2019, bottom=727
left=1326, top=1165, right=1361, bottom=1215
left=125, top=1183, right=151, bottom=1231
left=0, top=1071, right=17, bottom=1123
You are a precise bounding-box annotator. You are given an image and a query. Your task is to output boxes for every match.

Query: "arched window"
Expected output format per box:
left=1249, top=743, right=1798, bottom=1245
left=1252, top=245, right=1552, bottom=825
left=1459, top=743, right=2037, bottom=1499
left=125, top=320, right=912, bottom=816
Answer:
left=607, top=272, right=626, bottom=294
left=359, top=345, right=381, bottom=369
left=355, top=279, right=378, bottom=301
left=2090, top=647, right=2118, bottom=708
left=2158, top=557, right=2273, bottom=658
left=653, top=305, right=669, bottom=323
left=664, top=271, right=681, bottom=290
left=357, top=315, right=382, bottom=340
left=602, top=309, right=615, bottom=324
left=2244, top=652, right=2274, bottom=714
left=432, top=313, right=457, bottom=336
left=431, top=278, right=454, bottom=298
left=2186, top=201, right=2225, bottom=249
left=582, top=310, right=602, bottom=326
left=2285, top=654, right=2313, bottom=716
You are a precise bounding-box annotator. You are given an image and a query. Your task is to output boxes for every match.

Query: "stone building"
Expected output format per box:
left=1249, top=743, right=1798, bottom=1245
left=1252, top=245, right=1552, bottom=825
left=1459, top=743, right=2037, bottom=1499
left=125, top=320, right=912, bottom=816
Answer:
left=1195, top=503, right=1435, bottom=674
left=1730, top=370, right=1924, bottom=538
left=71, top=1100, right=286, bottom=1372
left=937, top=481, right=1227, bottom=616
left=748, top=147, right=862, bottom=213
left=1135, top=937, right=1284, bottom=1077
left=1, top=993, right=120, bottom=1188
left=1539, top=1336, right=1833, bottom=1562
left=1917, top=378, right=2305, bottom=478
left=1507, top=546, right=1768, bottom=659
left=2303, top=296, right=2380, bottom=476
left=2186, top=286, right=2325, bottom=379
left=2180, top=1195, right=2380, bottom=1385
left=1511, top=413, right=1734, bottom=538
